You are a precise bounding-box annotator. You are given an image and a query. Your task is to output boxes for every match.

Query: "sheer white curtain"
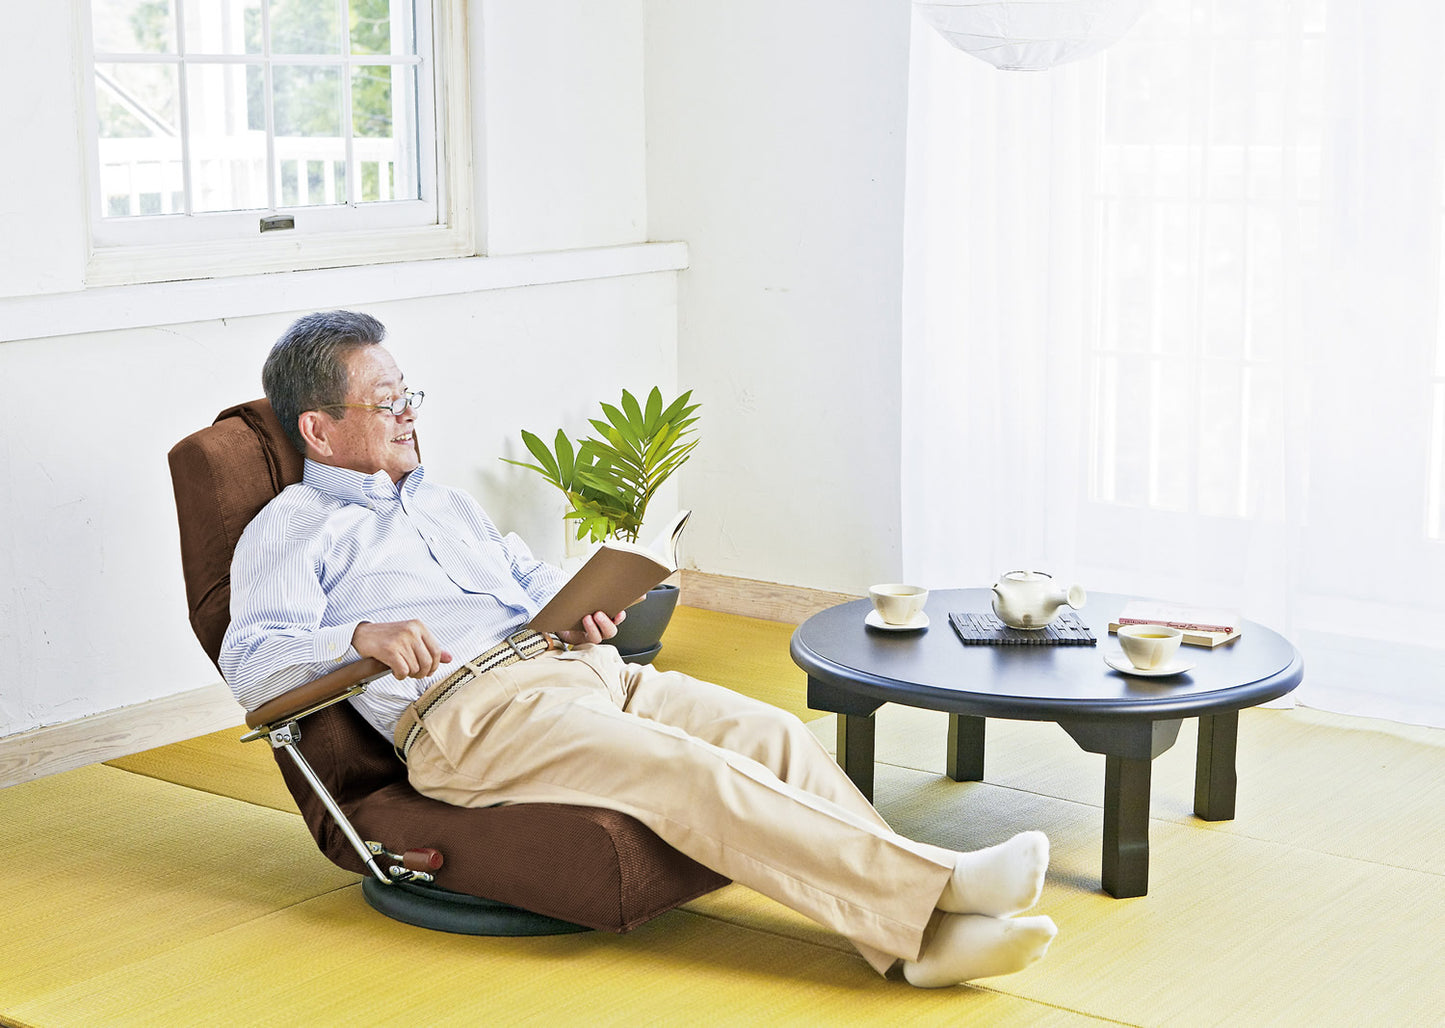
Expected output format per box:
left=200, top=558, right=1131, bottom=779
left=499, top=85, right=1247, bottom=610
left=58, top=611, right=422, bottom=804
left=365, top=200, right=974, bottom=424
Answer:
left=902, top=0, right=1445, bottom=726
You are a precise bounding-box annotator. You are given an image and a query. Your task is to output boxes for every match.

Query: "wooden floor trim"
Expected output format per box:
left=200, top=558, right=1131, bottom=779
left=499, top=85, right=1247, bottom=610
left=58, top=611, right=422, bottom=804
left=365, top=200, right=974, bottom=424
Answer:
left=680, top=570, right=859, bottom=625
left=0, top=683, right=244, bottom=789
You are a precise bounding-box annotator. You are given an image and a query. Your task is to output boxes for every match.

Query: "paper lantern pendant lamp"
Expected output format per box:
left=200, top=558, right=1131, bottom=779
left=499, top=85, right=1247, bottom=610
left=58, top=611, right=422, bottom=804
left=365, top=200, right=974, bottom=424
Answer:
left=914, top=0, right=1147, bottom=71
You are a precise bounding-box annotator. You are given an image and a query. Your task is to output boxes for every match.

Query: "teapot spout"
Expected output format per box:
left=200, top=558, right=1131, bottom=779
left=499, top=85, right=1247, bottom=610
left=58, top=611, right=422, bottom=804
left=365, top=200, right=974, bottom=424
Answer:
left=1065, top=584, right=1086, bottom=610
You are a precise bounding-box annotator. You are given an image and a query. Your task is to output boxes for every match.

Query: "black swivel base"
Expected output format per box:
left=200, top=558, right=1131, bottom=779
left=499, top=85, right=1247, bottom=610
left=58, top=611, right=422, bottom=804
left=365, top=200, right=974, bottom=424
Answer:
left=361, top=877, right=592, bottom=936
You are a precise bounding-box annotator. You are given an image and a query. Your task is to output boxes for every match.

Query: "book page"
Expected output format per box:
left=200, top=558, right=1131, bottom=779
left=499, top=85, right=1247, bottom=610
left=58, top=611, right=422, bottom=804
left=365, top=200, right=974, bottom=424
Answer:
left=528, top=513, right=689, bottom=635
left=1116, top=601, right=1239, bottom=633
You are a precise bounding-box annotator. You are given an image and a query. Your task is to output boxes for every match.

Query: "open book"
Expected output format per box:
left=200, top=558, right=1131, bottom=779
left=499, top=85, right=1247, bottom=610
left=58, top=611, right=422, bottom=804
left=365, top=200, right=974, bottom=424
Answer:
left=528, top=509, right=691, bottom=636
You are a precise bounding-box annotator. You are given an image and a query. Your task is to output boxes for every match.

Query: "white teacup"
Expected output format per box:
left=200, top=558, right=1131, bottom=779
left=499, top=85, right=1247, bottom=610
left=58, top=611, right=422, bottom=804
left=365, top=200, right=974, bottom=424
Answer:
left=1117, top=624, right=1184, bottom=670
left=868, top=583, right=929, bottom=625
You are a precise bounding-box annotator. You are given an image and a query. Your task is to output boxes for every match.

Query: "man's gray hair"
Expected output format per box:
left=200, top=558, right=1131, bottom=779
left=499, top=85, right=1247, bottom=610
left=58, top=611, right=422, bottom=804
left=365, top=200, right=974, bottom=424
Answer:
left=263, top=310, right=387, bottom=454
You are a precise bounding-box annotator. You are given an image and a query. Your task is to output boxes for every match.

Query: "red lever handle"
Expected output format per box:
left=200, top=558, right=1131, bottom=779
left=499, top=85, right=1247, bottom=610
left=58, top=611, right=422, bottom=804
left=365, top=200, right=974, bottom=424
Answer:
left=402, top=847, right=443, bottom=872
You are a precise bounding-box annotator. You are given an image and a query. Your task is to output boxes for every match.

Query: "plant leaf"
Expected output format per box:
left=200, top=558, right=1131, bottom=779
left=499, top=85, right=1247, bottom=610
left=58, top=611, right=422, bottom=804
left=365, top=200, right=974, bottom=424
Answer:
left=554, top=430, right=575, bottom=486
left=658, top=390, right=695, bottom=426
left=520, top=429, right=560, bottom=482
left=598, top=404, right=642, bottom=450
left=620, top=389, right=645, bottom=432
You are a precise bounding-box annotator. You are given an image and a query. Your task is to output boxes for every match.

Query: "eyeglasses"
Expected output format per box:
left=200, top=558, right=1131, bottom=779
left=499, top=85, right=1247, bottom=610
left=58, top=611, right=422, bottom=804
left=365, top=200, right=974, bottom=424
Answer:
left=316, top=389, right=424, bottom=417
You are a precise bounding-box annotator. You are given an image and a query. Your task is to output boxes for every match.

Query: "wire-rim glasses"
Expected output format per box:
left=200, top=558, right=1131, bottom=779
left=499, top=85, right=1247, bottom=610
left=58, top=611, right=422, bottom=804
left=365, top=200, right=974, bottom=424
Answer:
left=315, top=389, right=424, bottom=417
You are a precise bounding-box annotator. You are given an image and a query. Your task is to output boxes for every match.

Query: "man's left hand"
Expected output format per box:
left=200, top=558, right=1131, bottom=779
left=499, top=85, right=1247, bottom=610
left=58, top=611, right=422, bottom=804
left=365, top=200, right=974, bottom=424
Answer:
left=557, top=609, right=627, bottom=647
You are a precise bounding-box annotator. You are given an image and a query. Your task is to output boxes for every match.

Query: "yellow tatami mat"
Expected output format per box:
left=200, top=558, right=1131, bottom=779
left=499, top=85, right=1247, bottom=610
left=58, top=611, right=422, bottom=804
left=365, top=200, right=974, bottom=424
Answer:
left=1, top=763, right=1075, bottom=1027
left=4, top=607, right=1444, bottom=1025
left=652, top=605, right=815, bottom=721
left=850, top=702, right=1445, bottom=872
left=0, top=763, right=355, bottom=1017
left=106, top=724, right=298, bottom=813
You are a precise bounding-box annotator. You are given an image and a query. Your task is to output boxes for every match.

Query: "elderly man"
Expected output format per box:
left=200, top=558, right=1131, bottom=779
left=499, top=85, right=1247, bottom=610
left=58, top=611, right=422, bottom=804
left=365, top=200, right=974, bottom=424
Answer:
left=222, top=310, right=1056, bottom=987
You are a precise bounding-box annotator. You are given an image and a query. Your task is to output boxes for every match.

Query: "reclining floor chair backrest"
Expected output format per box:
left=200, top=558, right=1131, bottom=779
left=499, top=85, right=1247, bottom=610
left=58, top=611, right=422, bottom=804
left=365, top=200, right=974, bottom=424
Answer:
left=168, top=399, right=407, bottom=824
left=167, top=399, right=726, bottom=931
left=171, top=399, right=303, bottom=666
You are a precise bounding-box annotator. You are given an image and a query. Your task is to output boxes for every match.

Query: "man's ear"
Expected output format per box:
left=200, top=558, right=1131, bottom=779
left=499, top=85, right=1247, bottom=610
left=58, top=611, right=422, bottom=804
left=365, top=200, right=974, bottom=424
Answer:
left=297, top=410, right=334, bottom=459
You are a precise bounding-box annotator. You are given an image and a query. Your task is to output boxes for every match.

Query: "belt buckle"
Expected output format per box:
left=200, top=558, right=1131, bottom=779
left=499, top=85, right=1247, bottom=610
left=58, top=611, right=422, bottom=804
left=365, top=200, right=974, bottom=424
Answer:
left=505, top=629, right=537, bottom=661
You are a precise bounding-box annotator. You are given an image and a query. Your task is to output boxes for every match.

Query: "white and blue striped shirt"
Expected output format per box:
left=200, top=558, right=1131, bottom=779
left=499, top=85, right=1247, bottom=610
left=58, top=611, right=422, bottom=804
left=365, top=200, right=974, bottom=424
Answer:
left=220, top=460, right=567, bottom=739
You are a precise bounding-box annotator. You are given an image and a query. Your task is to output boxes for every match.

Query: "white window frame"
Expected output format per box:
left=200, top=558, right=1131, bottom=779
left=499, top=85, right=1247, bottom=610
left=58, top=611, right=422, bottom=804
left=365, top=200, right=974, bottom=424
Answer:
left=77, top=0, right=473, bottom=287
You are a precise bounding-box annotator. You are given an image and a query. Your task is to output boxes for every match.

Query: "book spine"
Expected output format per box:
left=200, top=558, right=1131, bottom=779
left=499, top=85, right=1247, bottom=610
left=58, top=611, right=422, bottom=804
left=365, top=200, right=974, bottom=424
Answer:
left=1116, top=616, right=1236, bottom=634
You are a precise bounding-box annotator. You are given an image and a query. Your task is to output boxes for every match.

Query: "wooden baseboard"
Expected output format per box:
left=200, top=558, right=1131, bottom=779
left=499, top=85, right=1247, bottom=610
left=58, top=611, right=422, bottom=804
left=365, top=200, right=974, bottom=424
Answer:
left=680, top=570, right=860, bottom=625
left=0, top=683, right=245, bottom=790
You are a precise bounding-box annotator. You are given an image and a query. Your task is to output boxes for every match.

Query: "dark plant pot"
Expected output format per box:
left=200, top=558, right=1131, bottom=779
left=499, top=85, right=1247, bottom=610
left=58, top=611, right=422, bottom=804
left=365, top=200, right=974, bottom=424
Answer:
left=610, top=583, right=681, bottom=664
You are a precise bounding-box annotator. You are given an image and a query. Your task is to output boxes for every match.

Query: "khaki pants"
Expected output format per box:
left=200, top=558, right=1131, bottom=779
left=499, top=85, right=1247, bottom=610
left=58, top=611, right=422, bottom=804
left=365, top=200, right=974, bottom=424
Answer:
left=401, top=644, right=956, bottom=973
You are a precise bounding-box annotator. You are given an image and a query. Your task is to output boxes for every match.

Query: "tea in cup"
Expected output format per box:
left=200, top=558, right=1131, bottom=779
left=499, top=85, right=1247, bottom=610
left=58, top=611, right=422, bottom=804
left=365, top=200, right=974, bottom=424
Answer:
left=1117, top=624, right=1183, bottom=670
left=868, top=584, right=929, bottom=625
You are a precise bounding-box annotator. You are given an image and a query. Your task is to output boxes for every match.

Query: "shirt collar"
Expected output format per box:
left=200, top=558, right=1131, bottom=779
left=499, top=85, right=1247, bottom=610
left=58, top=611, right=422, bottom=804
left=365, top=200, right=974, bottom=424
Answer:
left=302, top=459, right=426, bottom=504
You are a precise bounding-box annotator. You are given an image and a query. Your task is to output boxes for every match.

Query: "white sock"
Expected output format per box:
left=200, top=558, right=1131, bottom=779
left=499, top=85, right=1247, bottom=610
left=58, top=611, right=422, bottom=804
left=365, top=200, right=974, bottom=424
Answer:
left=902, top=914, right=1058, bottom=988
left=937, top=831, right=1049, bottom=917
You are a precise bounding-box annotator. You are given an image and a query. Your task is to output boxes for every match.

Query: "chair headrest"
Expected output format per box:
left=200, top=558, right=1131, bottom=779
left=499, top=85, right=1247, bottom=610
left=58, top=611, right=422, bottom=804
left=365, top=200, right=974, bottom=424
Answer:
left=168, top=399, right=305, bottom=669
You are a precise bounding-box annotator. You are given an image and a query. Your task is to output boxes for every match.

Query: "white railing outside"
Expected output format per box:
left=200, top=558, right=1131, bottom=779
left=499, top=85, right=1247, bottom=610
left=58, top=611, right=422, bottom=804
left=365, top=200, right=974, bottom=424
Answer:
left=97, top=135, right=401, bottom=216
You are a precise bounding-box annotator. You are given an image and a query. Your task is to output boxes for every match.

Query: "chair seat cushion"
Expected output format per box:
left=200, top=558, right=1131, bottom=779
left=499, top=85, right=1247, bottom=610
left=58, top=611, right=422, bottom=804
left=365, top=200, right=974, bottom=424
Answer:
left=277, top=684, right=727, bottom=933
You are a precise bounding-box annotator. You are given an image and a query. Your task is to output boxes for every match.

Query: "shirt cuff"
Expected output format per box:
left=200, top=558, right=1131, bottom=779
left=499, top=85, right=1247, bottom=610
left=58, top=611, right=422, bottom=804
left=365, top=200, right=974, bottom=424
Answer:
left=313, top=622, right=364, bottom=665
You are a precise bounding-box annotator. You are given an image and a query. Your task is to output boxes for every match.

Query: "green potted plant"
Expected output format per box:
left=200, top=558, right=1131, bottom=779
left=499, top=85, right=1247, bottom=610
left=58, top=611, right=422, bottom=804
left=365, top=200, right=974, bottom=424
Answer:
left=503, top=386, right=700, bottom=662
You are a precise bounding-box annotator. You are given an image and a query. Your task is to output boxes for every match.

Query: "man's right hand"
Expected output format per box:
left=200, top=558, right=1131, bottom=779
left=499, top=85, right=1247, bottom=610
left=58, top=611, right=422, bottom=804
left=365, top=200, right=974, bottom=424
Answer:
left=351, top=620, right=452, bottom=680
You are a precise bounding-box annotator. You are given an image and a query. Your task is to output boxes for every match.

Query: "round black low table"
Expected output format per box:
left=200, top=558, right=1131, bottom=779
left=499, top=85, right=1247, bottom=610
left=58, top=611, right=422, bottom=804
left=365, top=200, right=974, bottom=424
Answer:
left=790, top=589, right=1304, bottom=897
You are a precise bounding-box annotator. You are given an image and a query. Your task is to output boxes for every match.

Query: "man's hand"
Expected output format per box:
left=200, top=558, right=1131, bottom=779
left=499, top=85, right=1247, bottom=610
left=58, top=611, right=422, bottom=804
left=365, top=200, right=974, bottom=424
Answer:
left=352, top=620, right=452, bottom=680
left=557, top=609, right=627, bottom=648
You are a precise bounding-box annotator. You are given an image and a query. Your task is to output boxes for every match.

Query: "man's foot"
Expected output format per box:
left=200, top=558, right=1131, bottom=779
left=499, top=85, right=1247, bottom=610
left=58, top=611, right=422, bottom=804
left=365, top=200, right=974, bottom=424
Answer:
left=937, top=831, right=1049, bottom=917
left=902, top=913, right=1057, bottom=988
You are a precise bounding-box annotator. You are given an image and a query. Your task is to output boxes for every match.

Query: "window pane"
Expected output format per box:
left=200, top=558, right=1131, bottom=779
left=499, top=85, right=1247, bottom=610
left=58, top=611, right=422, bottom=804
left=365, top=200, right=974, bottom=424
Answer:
left=96, top=62, right=178, bottom=137
left=93, top=0, right=175, bottom=54
left=273, top=65, right=343, bottom=207
left=273, top=65, right=342, bottom=135
left=351, top=64, right=391, bottom=138
left=350, top=0, right=391, bottom=54
left=95, top=63, right=183, bottom=218
left=271, top=0, right=343, bottom=54
left=352, top=64, right=419, bottom=202
left=180, top=0, right=260, bottom=55
left=186, top=64, right=268, bottom=212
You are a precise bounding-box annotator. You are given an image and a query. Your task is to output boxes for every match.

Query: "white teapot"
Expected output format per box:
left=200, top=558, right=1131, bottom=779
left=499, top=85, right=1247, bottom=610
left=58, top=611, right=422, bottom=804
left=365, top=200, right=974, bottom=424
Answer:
left=990, top=571, right=1086, bottom=630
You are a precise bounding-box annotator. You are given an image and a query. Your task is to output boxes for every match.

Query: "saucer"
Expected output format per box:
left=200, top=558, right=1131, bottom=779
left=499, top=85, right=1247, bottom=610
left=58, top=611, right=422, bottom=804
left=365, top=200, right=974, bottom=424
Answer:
left=1104, top=652, right=1195, bottom=678
left=865, top=610, right=930, bottom=632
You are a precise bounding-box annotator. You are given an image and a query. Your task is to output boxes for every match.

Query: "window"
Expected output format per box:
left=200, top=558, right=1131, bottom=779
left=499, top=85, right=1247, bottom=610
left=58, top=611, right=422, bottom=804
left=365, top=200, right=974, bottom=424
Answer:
left=81, top=0, right=471, bottom=284
left=902, top=0, right=1445, bottom=725
left=1086, top=3, right=1326, bottom=521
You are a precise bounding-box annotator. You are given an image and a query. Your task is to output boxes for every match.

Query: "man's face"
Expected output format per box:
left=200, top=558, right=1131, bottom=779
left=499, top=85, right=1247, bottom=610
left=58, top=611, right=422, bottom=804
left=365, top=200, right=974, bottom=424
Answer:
left=317, top=344, right=420, bottom=484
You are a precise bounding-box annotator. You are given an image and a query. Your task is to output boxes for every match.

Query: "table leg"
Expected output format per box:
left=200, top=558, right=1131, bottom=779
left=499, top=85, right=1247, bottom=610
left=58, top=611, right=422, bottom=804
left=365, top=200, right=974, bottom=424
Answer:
left=1060, top=718, right=1181, bottom=899
left=1194, top=711, right=1239, bottom=821
left=836, top=712, right=876, bottom=802
left=1102, top=754, right=1152, bottom=898
left=947, top=714, right=985, bottom=782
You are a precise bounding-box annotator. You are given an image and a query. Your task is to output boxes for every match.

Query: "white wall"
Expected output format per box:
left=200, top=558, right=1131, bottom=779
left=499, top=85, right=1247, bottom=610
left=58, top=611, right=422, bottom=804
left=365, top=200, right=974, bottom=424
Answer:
left=646, top=0, right=914, bottom=595
left=0, top=0, right=670, bottom=738
left=479, top=0, right=648, bottom=254
left=1, top=0, right=915, bottom=739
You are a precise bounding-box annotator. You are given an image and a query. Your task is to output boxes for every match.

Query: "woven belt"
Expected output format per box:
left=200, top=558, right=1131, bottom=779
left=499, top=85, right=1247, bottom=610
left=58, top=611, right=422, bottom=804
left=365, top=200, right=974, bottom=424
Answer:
left=394, top=628, right=555, bottom=762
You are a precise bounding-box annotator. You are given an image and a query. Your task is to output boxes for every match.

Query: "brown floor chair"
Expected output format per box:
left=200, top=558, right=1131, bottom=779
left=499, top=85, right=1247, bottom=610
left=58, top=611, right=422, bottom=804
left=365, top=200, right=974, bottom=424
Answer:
left=168, top=399, right=726, bottom=934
